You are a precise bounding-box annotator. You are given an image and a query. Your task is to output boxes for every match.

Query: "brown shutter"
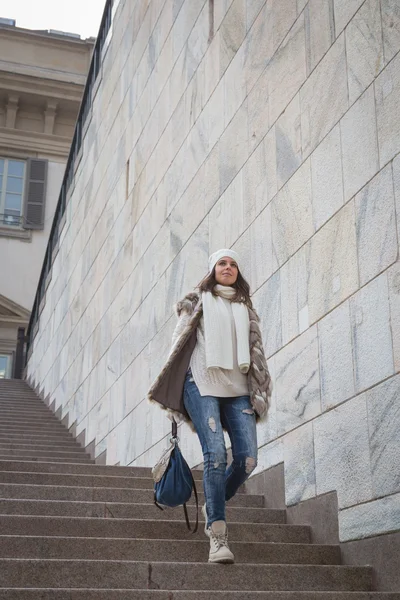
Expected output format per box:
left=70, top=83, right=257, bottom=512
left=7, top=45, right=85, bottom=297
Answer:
left=23, top=158, right=48, bottom=230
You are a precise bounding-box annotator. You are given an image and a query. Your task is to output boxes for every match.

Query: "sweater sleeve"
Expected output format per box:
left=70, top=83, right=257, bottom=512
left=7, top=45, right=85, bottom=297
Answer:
left=169, top=312, right=191, bottom=357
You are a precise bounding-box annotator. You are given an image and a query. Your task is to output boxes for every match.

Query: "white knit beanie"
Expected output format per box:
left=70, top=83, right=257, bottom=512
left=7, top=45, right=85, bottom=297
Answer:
left=208, top=249, right=241, bottom=273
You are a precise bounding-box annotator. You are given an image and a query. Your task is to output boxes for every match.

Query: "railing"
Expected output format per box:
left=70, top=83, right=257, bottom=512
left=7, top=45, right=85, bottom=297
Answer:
left=0, top=214, right=23, bottom=227
left=26, top=0, right=113, bottom=360
left=13, top=327, right=27, bottom=379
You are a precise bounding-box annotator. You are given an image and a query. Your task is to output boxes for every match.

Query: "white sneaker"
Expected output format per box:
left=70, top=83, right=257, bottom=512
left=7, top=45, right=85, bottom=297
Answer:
left=207, top=520, right=235, bottom=564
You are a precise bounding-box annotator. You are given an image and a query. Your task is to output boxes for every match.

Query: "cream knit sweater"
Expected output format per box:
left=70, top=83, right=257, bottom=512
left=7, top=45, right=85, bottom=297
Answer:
left=171, top=297, right=249, bottom=398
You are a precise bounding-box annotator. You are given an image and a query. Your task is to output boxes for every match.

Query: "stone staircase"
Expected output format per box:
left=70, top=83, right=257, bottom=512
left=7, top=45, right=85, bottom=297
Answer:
left=0, top=379, right=399, bottom=599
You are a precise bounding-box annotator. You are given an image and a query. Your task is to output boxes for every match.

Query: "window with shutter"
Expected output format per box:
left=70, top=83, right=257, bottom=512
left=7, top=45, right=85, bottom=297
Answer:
left=23, top=158, right=48, bottom=230
left=0, top=158, right=26, bottom=227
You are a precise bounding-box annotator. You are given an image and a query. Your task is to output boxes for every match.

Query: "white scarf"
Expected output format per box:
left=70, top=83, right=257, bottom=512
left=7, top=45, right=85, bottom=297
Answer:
left=202, top=285, right=250, bottom=374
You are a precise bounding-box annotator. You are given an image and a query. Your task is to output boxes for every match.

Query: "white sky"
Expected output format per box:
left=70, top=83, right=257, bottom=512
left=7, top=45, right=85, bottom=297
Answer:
left=0, top=0, right=105, bottom=39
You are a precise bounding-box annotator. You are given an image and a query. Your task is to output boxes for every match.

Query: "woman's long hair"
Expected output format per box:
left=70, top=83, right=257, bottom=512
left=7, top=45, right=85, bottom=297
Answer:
left=197, top=268, right=253, bottom=308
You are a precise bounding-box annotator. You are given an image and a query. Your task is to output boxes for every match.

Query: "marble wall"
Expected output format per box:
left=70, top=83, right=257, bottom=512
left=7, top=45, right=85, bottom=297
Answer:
left=27, top=0, right=400, bottom=543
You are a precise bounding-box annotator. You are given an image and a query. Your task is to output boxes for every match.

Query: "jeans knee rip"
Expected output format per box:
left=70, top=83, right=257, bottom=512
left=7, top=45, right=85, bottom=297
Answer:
left=242, top=408, right=254, bottom=415
left=213, top=455, right=226, bottom=469
left=208, top=417, right=217, bottom=432
left=206, top=454, right=226, bottom=470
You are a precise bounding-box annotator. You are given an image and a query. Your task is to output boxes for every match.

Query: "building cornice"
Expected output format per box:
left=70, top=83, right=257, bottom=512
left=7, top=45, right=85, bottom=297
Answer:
left=0, top=316, right=30, bottom=327
left=0, top=70, right=84, bottom=103
left=0, top=294, right=30, bottom=326
left=0, top=61, right=88, bottom=87
left=0, top=25, right=95, bottom=51
left=0, top=127, right=71, bottom=159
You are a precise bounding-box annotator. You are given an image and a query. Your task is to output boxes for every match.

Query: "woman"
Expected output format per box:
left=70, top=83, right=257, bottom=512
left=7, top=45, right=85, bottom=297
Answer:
left=148, top=249, right=272, bottom=564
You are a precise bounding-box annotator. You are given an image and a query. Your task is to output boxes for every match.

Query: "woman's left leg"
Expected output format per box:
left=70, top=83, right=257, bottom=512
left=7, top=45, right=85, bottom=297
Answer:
left=220, top=395, right=258, bottom=501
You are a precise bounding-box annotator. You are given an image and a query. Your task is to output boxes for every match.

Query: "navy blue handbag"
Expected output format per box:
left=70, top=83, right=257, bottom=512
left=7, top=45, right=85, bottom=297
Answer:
left=152, top=420, right=198, bottom=532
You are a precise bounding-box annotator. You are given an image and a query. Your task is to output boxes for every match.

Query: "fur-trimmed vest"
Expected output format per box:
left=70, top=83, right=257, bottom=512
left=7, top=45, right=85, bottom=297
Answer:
left=147, top=292, right=272, bottom=429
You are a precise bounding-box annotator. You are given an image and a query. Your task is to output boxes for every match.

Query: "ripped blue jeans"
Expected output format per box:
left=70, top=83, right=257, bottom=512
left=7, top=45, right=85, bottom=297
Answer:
left=183, top=370, right=258, bottom=527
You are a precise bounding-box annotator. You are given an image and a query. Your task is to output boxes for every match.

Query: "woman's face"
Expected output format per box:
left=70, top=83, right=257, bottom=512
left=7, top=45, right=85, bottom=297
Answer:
left=214, top=256, right=239, bottom=286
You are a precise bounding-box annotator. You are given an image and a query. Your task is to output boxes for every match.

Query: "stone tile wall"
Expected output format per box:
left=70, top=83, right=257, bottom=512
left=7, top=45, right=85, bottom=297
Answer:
left=27, top=0, right=400, bottom=542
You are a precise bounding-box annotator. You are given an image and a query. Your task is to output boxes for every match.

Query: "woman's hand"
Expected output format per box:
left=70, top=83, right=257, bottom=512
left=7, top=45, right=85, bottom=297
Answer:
left=166, top=410, right=184, bottom=424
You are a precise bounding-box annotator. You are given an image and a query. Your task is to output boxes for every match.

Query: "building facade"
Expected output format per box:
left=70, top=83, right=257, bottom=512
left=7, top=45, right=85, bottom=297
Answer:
left=0, top=20, right=93, bottom=377
left=26, top=0, right=400, bottom=583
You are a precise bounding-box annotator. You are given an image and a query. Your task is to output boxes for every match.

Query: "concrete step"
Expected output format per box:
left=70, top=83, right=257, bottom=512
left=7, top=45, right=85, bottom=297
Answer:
left=0, top=397, right=45, bottom=403
left=0, top=392, right=46, bottom=398
left=0, top=415, right=63, bottom=425
left=0, top=484, right=265, bottom=506
left=0, top=449, right=91, bottom=460
left=0, top=407, right=52, bottom=416
left=0, top=425, right=71, bottom=435
left=0, top=398, right=40, bottom=402
left=0, top=471, right=187, bottom=490
left=0, top=516, right=311, bottom=542
left=0, top=386, right=39, bottom=390
left=0, top=389, right=39, bottom=394
left=0, top=431, right=72, bottom=440
left=0, top=390, right=51, bottom=410
left=0, top=392, right=36, bottom=397
left=0, top=433, right=76, bottom=444
left=0, top=394, right=36, bottom=397
left=0, top=461, right=158, bottom=478
left=0, top=560, right=372, bottom=591
left=0, top=401, right=50, bottom=409
left=0, top=499, right=285, bottom=523
left=0, top=379, right=31, bottom=384
left=0, top=405, right=50, bottom=413
left=0, top=413, right=55, bottom=421
left=0, top=385, right=39, bottom=389
left=0, top=378, right=32, bottom=383
left=0, top=419, right=64, bottom=428
left=0, top=455, right=94, bottom=464
left=0, top=429, right=71, bottom=439
left=0, top=414, right=60, bottom=422
left=0, top=411, right=63, bottom=419
left=0, top=593, right=398, bottom=600
left=0, top=441, right=86, bottom=452
left=0, top=394, right=36, bottom=398
left=0, top=536, right=340, bottom=564
left=0, top=394, right=43, bottom=399
left=0, top=396, right=39, bottom=401
left=0, top=424, right=70, bottom=434
left=0, top=408, right=54, bottom=416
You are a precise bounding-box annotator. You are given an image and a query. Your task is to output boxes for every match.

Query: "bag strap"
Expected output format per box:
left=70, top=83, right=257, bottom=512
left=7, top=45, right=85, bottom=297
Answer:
left=184, top=468, right=199, bottom=534
left=171, top=421, right=199, bottom=533
left=153, top=422, right=178, bottom=513
left=154, top=494, right=163, bottom=511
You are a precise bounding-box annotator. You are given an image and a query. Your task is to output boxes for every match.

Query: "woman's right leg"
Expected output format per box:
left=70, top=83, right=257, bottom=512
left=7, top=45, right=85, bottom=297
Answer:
left=183, top=372, right=227, bottom=528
